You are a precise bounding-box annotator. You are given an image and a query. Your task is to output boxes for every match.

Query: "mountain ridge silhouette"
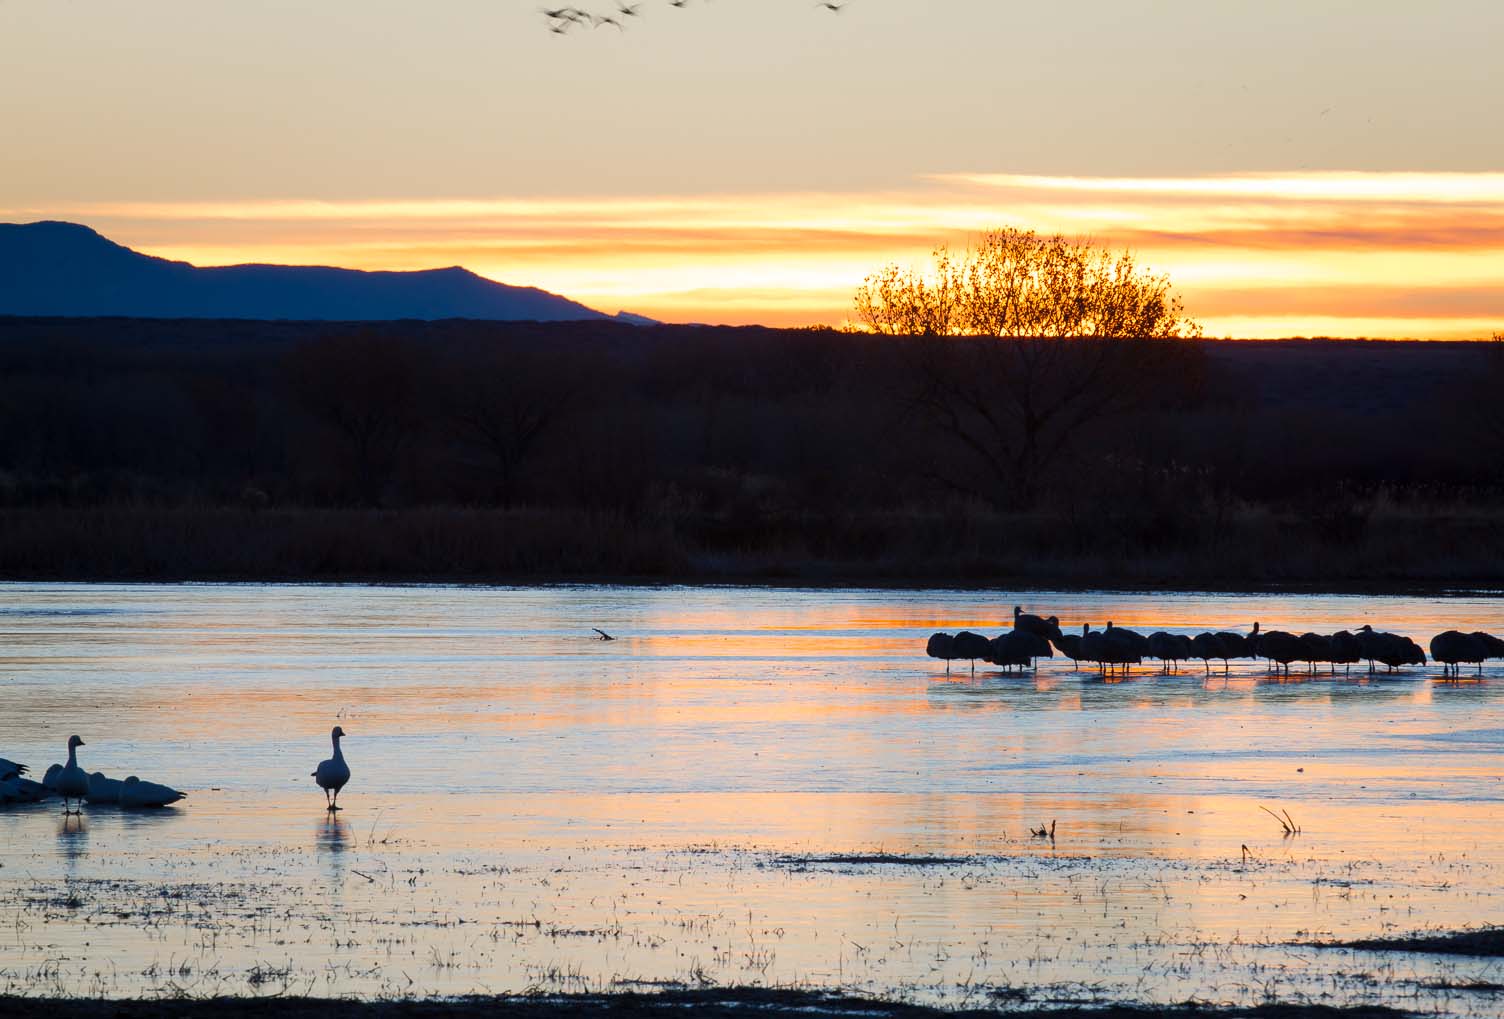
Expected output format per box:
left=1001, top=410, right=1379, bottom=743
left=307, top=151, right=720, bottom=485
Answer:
left=0, top=221, right=642, bottom=323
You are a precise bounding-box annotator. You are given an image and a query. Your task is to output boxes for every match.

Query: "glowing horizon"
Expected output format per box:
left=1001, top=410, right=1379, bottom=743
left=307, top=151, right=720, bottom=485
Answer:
left=7, top=169, right=1503, bottom=338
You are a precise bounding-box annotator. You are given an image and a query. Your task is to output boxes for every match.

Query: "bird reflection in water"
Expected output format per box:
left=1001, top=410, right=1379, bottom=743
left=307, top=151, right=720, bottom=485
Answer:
left=57, top=813, right=88, bottom=879
left=317, top=813, right=350, bottom=854
left=317, top=814, right=351, bottom=887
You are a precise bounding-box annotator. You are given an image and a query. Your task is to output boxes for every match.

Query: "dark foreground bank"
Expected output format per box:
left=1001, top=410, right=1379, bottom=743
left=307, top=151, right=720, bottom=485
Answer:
left=0, top=989, right=1410, bottom=1019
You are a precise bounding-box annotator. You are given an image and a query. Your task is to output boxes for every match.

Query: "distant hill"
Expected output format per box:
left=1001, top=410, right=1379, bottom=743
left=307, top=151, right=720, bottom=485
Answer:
left=0, top=221, right=649, bottom=323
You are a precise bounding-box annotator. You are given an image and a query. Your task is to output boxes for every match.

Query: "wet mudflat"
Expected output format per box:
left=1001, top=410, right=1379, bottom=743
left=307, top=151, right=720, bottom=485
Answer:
left=0, top=989, right=1413, bottom=1019
left=2, top=583, right=1504, bottom=1013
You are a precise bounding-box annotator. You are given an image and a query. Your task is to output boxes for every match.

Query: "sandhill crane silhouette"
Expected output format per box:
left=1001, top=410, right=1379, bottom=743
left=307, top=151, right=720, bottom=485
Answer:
left=1355, top=625, right=1426, bottom=672
left=1189, top=631, right=1223, bottom=675
left=1330, top=630, right=1363, bottom=673
left=1104, top=622, right=1147, bottom=674
left=1052, top=624, right=1087, bottom=668
left=1255, top=626, right=1302, bottom=677
left=926, top=632, right=957, bottom=674
left=990, top=630, right=1053, bottom=672
left=950, top=631, right=992, bottom=676
left=1430, top=630, right=1487, bottom=677
left=1147, top=632, right=1192, bottom=674
left=1013, top=606, right=1063, bottom=641
left=1297, top=632, right=1335, bottom=674
left=1082, top=622, right=1145, bottom=676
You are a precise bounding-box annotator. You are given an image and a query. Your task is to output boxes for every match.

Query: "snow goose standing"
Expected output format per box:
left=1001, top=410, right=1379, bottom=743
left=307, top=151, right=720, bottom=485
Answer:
left=312, top=726, right=351, bottom=811
left=57, top=736, right=90, bottom=815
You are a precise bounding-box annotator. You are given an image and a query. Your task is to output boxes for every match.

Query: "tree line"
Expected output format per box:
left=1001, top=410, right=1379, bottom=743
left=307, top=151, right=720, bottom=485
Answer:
left=0, top=225, right=1500, bottom=583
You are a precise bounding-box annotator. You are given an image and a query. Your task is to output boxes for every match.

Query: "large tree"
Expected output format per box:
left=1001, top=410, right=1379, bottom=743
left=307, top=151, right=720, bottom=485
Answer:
left=854, top=229, right=1203, bottom=507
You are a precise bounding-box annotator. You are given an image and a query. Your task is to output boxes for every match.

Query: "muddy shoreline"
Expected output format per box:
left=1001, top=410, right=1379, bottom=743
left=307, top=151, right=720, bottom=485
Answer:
left=0, top=989, right=1412, bottom=1019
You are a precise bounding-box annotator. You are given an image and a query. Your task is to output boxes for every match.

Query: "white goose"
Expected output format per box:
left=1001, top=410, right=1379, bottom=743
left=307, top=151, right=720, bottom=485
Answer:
left=86, top=772, right=124, bottom=805
left=119, top=776, right=187, bottom=808
left=57, top=735, right=91, bottom=815
left=312, top=726, right=351, bottom=811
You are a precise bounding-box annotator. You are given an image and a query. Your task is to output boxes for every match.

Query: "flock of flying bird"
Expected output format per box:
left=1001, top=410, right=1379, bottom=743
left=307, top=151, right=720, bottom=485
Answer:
left=927, top=606, right=1504, bottom=679
left=0, top=726, right=352, bottom=815
left=541, top=1, right=848, bottom=34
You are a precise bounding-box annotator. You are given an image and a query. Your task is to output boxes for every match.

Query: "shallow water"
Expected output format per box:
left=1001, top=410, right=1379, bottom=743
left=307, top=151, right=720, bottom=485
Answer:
left=2, top=583, right=1504, bottom=1010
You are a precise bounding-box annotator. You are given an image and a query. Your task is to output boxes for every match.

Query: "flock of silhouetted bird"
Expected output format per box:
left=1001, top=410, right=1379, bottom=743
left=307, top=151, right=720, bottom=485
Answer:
left=0, top=726, right=352, bottom=816
left=927, top=606, right=1504, bottom=679
left=542, top=1, right=849, bottom=34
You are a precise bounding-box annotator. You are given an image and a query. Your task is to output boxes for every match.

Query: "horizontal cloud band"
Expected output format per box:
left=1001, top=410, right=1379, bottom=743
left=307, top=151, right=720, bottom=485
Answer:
left=7, top=171, right=1502, bottom=337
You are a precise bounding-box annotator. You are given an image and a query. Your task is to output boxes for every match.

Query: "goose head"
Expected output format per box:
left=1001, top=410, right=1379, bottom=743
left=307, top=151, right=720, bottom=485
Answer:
left=67, top=735, right=85, bottom=750
left=331, top=726, right=346, bottom=741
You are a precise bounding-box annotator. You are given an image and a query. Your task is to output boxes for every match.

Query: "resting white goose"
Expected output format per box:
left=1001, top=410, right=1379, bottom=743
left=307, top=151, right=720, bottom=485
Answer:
left=56, top=735, right=90, bottom=815
left=312, top=726, right=351, bottom=811
left=10, top=776, right=50, bottom=803
left=0, top=765, right=22, bottom=804
left=86, top=772, right=123, bottom=805
left=119, top=776, right=187, bottom=808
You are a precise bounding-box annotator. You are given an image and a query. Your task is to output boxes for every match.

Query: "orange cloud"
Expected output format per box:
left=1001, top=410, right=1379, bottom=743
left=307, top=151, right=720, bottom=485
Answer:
left=7, top=171, right=1503, bottom=337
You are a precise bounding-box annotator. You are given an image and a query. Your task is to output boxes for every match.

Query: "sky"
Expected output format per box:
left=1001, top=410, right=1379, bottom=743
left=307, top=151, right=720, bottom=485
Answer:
left=2, top=0, right=1502, bottom=337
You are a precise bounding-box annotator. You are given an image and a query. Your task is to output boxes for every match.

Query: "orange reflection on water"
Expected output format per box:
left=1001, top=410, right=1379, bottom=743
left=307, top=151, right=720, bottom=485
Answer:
left=3, top=583, right=1504, bottom=1007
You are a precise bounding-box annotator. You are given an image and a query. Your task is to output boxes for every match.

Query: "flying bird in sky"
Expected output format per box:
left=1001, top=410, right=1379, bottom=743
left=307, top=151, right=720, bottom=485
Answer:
left=542, top=0, right=856, bottom=33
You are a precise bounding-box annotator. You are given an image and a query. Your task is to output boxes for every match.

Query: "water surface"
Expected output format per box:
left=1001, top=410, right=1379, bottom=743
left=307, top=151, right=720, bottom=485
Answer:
left=2, top=583, right=1502, bottom=1010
